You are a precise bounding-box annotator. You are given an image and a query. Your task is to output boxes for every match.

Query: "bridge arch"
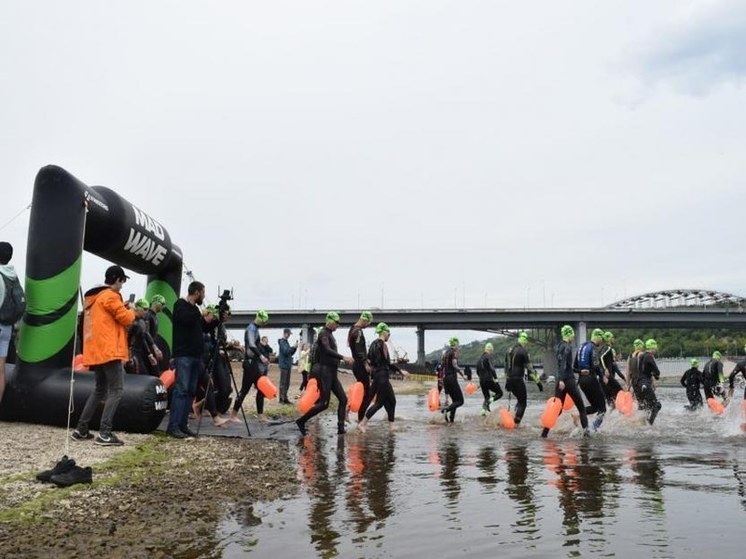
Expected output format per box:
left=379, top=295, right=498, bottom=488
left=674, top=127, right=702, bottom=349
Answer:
left=605, top=289, right=746, bottom=310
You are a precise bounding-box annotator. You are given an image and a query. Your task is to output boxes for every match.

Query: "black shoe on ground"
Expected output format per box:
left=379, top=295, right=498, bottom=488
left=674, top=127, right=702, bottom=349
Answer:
left=71, top=429, right=93, bottom=441
left=296, top=419, right=307, bottom=436
left=36, top=455, right=76, bottom=483
left=181, top=426, right=199, bottom=438
left=94, top=432, right=124, bottom=446
left=166, top=429, right=190, bottom=440
left=50, top=465, right=92, bottom=487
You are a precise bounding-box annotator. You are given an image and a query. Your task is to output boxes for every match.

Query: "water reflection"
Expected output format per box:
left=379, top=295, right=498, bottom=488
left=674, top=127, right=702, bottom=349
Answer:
left=475, top=446, right=500, bottom=490
left=627, top=444, right=671, bottom=556
left=504, top=444, right=539, bottom=538
left=440, top=440, right=462, bottom=523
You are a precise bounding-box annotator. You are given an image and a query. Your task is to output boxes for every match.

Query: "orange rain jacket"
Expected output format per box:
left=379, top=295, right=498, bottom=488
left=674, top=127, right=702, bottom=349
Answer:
left=82, top=285, right=135, bottom=366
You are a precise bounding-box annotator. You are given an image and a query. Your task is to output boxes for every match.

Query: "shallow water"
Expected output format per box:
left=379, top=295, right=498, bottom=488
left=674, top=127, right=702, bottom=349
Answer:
left=218, top=387, right=746, bottom=558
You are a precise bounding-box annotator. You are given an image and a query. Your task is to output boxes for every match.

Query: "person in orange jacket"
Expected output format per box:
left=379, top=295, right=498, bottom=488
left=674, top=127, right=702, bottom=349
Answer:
left=71, top=265, right=135, bottom=446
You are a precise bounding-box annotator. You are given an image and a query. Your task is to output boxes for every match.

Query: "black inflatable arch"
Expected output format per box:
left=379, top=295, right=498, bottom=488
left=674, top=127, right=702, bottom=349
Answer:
left=0, top=166, right=183, bottom=433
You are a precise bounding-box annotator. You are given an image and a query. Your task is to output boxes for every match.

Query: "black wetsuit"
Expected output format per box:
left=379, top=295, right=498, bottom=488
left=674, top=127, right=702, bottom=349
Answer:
left=298, top=327, right=348, bottom=432
left=476, top=352, right=503, bottom=411
left=703, top=359, right=723, bottom=399
left=574, top=341, right=606, bottom=429
left=505, top=344, right=540, bottom=425
left=628, top=351, right=643, bottom=401
left=127, top=317, right=155, bottom=375
left=542, top=340, right=588, bottom=437
left=364, top=338, right=400, bottom=422
left=348, top=325, right=372, bottom=421
left=441, top=348, right=464, bottom=423
left=637, top=351, right=662, bottom=424
left=233, top=321, right=265, bottom=415
left=729, top=358, right=746, bottom=400
left=599, top=344, right=623, bottom=405
left=680, top=367, right=703, bottom=410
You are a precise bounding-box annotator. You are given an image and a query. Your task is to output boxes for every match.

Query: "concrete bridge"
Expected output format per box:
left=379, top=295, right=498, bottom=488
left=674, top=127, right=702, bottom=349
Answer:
left=224, top=289, right=746, bottom=367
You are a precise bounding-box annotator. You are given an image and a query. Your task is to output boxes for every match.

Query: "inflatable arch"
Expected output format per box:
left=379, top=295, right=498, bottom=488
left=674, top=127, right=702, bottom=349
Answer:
left=1, top=165, right=183, bottom=433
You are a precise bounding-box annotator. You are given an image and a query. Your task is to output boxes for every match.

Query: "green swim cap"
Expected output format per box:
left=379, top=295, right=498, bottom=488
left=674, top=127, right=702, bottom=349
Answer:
left=518, top=331, right=529, bottom=345
left=603, top=331, right=614, bottom=342
left=645, top=339, right=658, bottom=350
left=691, top=358, right=699, bottom=367
left=326, top=311, right=341, bottom=324
left=360, top=311, right=373, bottom=321
left=485, top=342, right=494, bottom=352
left=633, top=339, right=644, bottom=349
left=135, top=298, right=149, bottom=310
left=150, top=294, right=166, bottom=306
left=591, top=328, right=605, bottom=341
left=449, top=336, right=459, bottom=347
left=256, top=309, right=269, bottom=323
left=206, top=304, right=218, bottom=314
left=713, top=351, right=722, bottom=360
left=560, top=325, right=575, bottom=341
left=375, top=322, right=390, bottom=334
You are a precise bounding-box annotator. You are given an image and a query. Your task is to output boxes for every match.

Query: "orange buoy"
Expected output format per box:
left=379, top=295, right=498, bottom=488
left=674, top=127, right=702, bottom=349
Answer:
left=298, top=378, right=320, bottom=414
left=562, top=395, right=574, bottom=411
left=73, top=354, right=89, bottom=371
left=615, top=390, right=633, bottom=415
left=427, top=387, right=440, bottom=412
left=257, top=375, right=277, bottom=399
left=160, top=369, right=175, bottom=390
left=540, top=397, right=563, bottom=429
left=464, top=382, right=477, bottom=395
left=499, top=408, right=515, bottom=429
left=348, top=382, right=365, bottom=412
left=707, top=397, right=725, bottom=415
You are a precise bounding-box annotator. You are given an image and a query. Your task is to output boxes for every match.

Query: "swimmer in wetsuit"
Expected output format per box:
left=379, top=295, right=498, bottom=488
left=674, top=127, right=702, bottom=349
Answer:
left=476, top=342, right=503, bottom=415
left=541, top=324, right=589, bottom=438
left=505, top=331, right=543, bottom=426
left=680, top=358, right=703, bottom=410
left=637, top=339, right=662, bottom=425
left=574, top=328, right=607, bottom=431
left=441, top=337, right=465, bottom=423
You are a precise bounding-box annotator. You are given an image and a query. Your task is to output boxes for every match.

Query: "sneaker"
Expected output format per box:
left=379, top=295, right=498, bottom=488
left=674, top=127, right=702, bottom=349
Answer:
left=50, top=465, right=92, bottom=487
left=296, top=419, right=307, bottom=436
left=166, top=429, right=190, bottom=440
left=36, top=455, right=76, bottom=483
left=94, top=432, right=124, bottom=446
left=480, top=408, right=488, bottom=417
left=181, top=426, right=199, bottom=438
left=71, top=429, right=93, bottom=441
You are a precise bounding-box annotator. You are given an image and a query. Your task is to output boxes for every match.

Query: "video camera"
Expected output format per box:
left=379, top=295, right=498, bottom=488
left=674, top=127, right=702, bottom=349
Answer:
left=217, top=288, right=233, bottom=319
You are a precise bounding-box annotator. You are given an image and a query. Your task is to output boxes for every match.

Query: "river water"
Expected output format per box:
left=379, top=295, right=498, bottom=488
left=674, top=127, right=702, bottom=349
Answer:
left=218, top=386, right=746, bottom=558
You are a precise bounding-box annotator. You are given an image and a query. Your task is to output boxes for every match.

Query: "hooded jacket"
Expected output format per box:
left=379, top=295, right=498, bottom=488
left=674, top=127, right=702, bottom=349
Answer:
left=0, top=264, right=18, bottom=307
left=82, top=285, right=135, bottom=366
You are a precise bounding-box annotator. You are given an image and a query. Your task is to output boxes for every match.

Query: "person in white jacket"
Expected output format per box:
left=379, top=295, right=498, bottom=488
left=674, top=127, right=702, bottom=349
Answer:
left=0, top=241, right=22, bottom=405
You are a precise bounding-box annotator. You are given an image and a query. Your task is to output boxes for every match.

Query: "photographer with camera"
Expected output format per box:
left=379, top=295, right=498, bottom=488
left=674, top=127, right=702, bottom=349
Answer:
left=230, top=310, right=270, bottom=423
left=166, top=281, right=215, bottom=440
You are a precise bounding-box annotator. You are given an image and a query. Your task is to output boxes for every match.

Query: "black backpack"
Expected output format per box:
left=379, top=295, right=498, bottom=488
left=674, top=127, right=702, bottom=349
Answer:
left=0, top=273, right=25, bottom=325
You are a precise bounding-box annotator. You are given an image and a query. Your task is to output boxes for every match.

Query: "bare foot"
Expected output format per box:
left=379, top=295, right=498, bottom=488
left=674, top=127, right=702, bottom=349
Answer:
left=388, top=423, right=397, bottom=432
left=357, top=420, right=367, bottom=433
left=257, top=414, right=268, bottom=422
left=228, top=412, right=241, bottom=424
left=213, top=416, right=230, bottom=428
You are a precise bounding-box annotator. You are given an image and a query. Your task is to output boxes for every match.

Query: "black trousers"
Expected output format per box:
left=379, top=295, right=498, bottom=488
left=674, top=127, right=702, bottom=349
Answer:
left=233, top=358, right=264, bottom=415
left=636, top=377, right=661, bottom=424
left=549, top=376, right=588, bottom=431
left=579, top=374, right=606, bottom=417
left=365, top=371, right=396, bottom=422
left=479, top=373, right=503, bottom=405
left=299, top=365, right=348, bottom=427
left=353, top=362, right=373, bottom=422
left=443, top=375, right=464, bottom=422
left=506, top=376, right=527, bottom=424
left=603, top=376, right=623, bottom=406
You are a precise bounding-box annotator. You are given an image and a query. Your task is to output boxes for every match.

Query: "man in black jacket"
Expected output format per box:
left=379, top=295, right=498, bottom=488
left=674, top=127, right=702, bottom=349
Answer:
left=296, top=312, right=353, bottom=436
left=167, top=281, right=214, bottom=439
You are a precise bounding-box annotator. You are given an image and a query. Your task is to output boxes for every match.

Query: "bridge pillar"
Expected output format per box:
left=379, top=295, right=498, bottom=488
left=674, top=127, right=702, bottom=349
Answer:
left=542, top=327, right=559, bottom=379
left=575, top=321, right=587, bottom=349
left=299, top=324, right=314, bottom=347
left=416, top=326, right=426, bottom=366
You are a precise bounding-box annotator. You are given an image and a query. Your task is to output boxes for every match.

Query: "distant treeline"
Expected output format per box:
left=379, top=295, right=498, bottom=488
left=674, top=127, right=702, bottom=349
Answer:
left=426, top=328, right=746, bottom=365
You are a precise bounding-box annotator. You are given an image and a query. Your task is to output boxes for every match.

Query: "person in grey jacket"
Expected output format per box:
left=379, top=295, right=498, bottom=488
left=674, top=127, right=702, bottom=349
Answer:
left=278, top=328, right=298, bottom=404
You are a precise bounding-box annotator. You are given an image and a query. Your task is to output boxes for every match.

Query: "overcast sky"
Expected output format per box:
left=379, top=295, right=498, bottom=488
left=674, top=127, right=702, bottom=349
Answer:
left=1, top=1, right=745, bottom=356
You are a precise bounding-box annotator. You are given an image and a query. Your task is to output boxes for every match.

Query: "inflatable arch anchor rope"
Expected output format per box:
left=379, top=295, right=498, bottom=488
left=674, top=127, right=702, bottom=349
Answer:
left=0, top=166, right=184, bottom=434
